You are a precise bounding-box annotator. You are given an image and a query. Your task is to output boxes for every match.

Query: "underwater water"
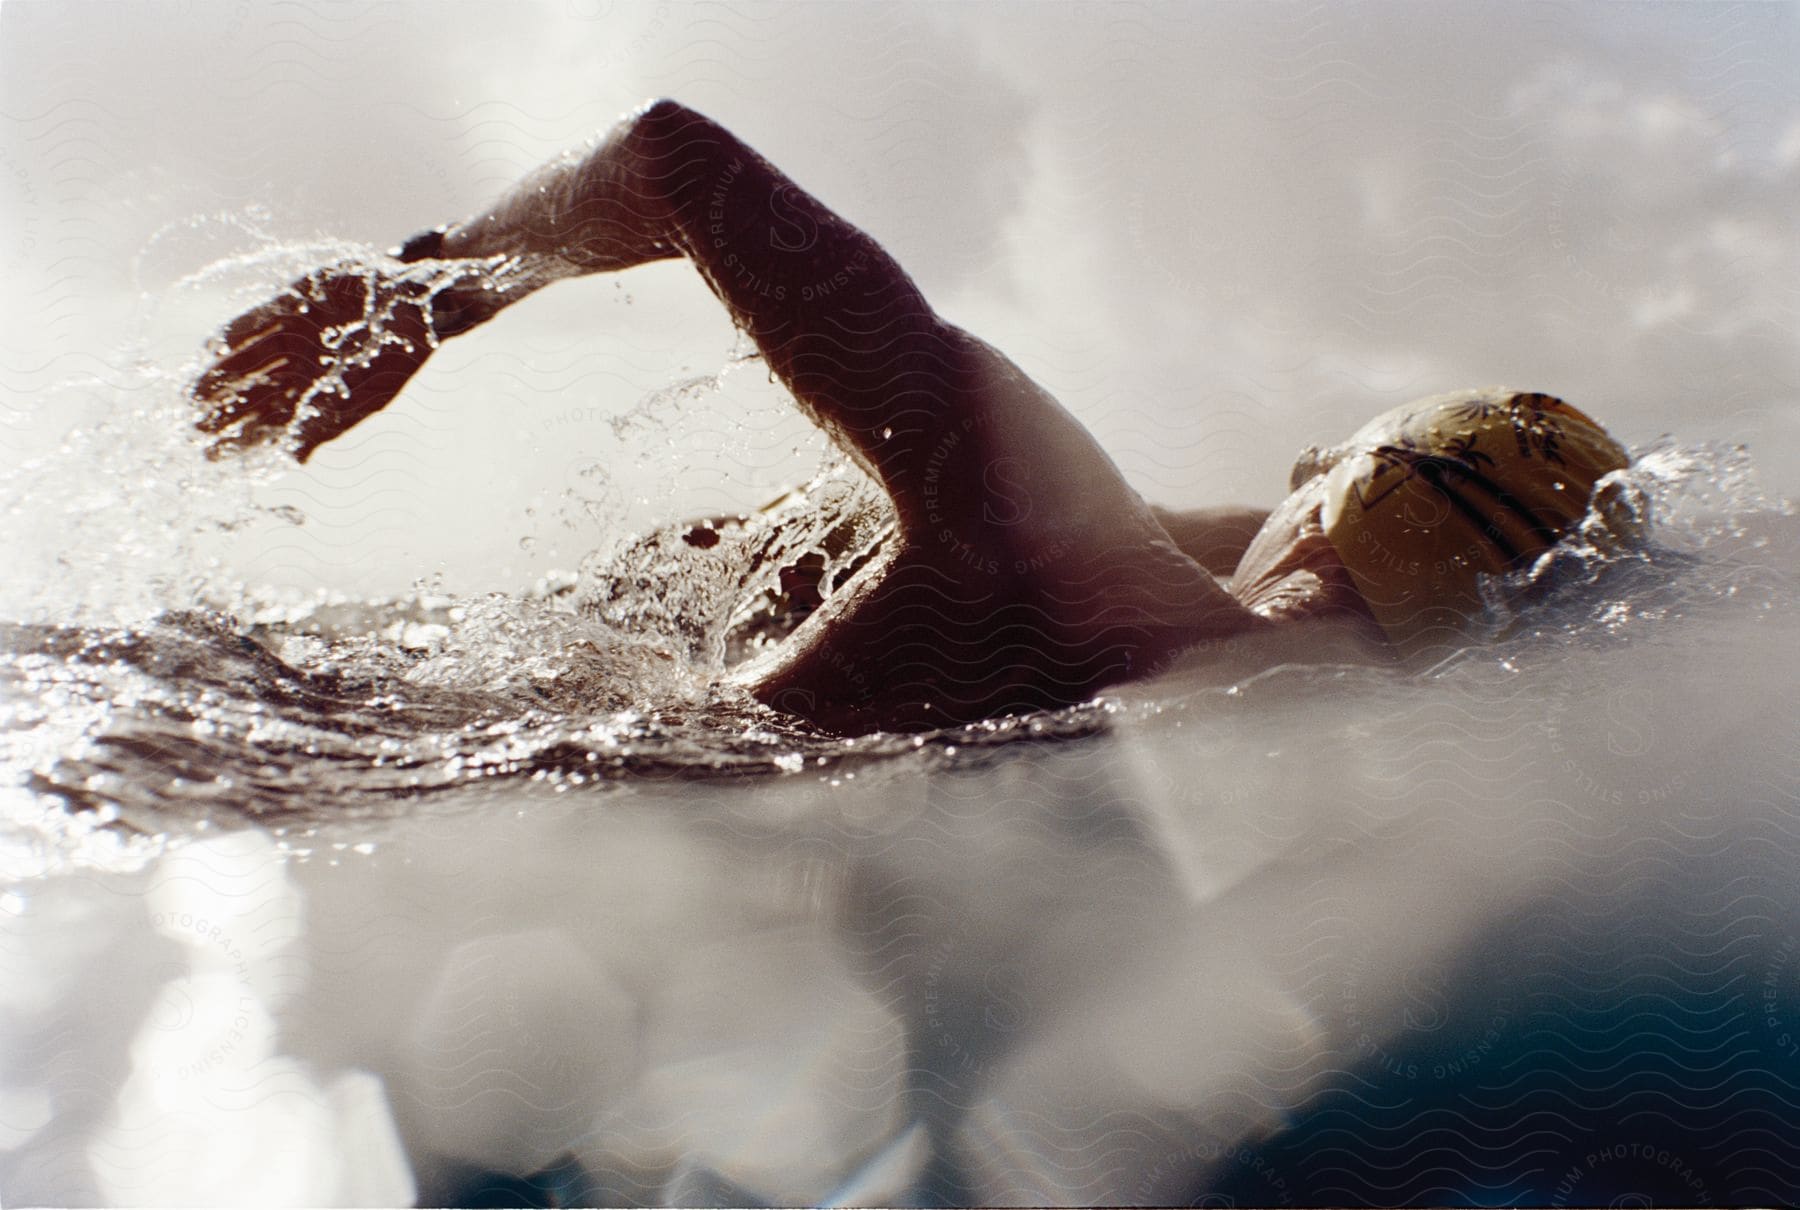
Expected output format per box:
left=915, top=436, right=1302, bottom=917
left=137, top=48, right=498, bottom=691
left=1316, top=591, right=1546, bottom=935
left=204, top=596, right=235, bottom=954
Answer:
left=2, top=343, right=1798, bottom=1209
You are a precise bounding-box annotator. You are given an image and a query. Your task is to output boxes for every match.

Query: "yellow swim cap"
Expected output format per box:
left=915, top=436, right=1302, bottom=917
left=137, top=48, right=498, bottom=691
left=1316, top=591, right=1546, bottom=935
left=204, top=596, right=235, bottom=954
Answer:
left=1310, top=389, right=1630, bottom=650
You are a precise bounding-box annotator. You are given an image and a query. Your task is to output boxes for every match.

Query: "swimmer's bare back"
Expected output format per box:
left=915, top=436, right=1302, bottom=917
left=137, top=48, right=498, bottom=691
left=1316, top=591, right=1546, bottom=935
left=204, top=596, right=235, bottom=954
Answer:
left=193, top=99, right=1268, bottom=733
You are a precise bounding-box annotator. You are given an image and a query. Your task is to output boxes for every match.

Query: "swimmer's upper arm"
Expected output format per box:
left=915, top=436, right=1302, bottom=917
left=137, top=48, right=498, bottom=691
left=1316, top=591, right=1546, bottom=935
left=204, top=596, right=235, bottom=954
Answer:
left=439, top=100, right=971, bottom=523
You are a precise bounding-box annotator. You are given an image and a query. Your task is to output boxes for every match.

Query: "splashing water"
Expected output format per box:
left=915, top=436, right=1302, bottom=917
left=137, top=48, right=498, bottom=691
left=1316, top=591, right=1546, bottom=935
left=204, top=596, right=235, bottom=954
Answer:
left=0, top=256, right=978, bottom=859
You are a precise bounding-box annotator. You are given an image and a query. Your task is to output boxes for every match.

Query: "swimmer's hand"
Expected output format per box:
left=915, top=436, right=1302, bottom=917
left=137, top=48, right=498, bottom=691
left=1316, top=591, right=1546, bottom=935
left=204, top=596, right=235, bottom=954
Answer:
left=193, top=260, right=478, bottom=462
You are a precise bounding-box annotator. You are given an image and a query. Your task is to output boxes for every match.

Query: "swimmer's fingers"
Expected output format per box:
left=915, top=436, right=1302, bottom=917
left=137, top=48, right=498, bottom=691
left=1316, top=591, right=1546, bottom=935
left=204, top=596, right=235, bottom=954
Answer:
left=193, top=268, right=435, bottom=462
left=193, top=318, right=314, bottom=458
left=194, top=310, right=309, bottom=437
left=281, top=312, right=433, bottom=462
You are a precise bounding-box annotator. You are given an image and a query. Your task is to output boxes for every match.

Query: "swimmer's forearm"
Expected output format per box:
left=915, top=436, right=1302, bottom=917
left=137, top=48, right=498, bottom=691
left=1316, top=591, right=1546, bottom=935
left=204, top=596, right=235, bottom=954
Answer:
left=399, top=101, right=706, bottom=341
left=436, top=101, right=687, bottom=275
left=428, top=99, right=921, bottom=341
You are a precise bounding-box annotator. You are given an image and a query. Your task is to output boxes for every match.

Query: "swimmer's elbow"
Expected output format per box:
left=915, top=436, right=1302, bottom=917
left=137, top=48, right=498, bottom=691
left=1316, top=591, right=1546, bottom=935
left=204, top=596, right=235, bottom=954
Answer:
left=635, top=97, right=689, bottom=125
left=627, top=97, right=708, bottom=146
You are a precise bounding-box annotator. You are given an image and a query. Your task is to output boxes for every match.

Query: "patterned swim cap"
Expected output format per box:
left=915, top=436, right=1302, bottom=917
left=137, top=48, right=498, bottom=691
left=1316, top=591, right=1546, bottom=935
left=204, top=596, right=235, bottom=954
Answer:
left=1308, top=389, right=1630, bottom=649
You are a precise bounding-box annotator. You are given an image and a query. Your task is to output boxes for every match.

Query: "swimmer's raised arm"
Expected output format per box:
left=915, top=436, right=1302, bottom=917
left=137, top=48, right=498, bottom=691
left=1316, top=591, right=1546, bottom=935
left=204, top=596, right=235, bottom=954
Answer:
left=195, top=100, right=1058, bottom=537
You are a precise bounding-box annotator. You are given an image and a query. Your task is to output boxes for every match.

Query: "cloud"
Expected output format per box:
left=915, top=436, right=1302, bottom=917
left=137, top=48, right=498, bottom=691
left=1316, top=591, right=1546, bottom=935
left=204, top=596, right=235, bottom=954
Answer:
left=923, top=4, right=1799, bottom=505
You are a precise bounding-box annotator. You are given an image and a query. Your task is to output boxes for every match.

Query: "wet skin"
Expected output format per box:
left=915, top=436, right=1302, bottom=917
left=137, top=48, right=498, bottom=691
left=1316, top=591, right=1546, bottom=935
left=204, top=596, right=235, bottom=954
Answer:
left=193, top=99, right=1369, bottom=735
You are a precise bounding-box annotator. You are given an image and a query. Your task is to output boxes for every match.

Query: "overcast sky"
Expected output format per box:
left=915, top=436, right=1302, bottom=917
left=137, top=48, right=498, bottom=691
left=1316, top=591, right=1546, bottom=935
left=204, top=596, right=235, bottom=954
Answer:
left=2, top=1, right=1796, bottom=600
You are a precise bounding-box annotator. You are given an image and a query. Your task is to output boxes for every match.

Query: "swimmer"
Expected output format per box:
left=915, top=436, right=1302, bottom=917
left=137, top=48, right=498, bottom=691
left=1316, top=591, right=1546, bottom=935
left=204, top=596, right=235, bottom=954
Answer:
left=192, top=99, right=1631, bottom=734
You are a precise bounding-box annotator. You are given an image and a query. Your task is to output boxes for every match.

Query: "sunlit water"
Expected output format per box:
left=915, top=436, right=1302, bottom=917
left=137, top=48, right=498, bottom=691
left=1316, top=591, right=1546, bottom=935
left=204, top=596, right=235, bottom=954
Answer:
left=2, top=329, right=1798, bottom=1205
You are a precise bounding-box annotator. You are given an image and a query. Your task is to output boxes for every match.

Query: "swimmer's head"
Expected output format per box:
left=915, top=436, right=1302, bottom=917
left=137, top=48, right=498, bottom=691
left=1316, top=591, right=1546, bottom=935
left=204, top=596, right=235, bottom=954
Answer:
left=1298, top=389, right=1631, bottom=650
